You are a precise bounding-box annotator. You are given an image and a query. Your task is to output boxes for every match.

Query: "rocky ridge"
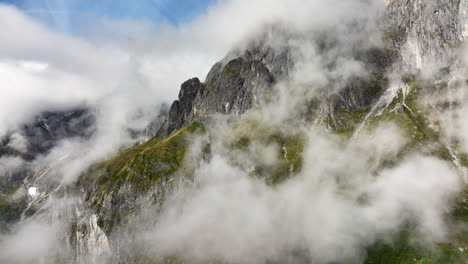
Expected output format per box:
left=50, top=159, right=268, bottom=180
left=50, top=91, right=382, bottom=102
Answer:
left=74, top=0, right=468, bottom=262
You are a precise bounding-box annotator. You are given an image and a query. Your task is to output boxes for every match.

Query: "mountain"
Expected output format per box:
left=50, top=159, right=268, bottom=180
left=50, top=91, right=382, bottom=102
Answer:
left=0, top=109, right=95, bottom=231
left=1, top=1, right=467, bottom=263
left=0, top=109, right=95, bottom=161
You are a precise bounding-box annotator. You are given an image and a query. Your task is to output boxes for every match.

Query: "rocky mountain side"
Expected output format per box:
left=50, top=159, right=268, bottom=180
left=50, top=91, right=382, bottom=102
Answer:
left=70, top=0, right=468, bottom=263
left=156, top=44, right=290, bottom=138
left=158, top=35, right=392, bottom=137
left=385, top=0, right=466, bottom=72
left=0, top=109, right=95, bottom=161
left=0, top=109, right=95, bottom=230
left=2, top=0, right=467, bottom=263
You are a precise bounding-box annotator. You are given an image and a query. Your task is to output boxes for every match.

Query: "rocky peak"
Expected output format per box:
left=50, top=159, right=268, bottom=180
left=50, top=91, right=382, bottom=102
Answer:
left=156, top=46, right=280, bottom=138
left=154, top=0, right=468, bottom=139
left=179, top=78, right=202, bottom=103
left=156, top=78, right=205, bottom=137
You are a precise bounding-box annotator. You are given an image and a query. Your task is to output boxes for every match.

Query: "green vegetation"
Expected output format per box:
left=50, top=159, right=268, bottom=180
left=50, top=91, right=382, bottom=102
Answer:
left=328, top=73, right=387, bottom=136
left=0, top=181, right=28, bottom=230
left=0, top=193, right=27, bottom=230
left=224, top=117, right=305, bottom=184
left=365, top=236, right=467, bottom=264
left=383, top=24, right=404, bottom=41
left=360, top=78, right=468, bottom=263
left=366, top=79, right=439, bottom=145
left=97, top=121, right=204, bottom=189
left=223, top=58, right=243, bottom=75
left=332, top=107, right=370, bottom=136
left=84, top=122, right=206, bottom=232
left=365, top=190, right=467, bottom=264
left=439, top=67, right=451, bottom=75
left=367, top=73, right=389, bottom=99
left=79, top=73, right=467, bottom=262
left=224, top=66, right=237, bottom=75
left=383, top=28, right=396, bottom=40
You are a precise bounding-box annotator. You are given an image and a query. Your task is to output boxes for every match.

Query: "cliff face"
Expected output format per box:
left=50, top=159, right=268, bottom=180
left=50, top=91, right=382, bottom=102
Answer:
left=385, top=0, right=465, bottom=72
left=157, top=38, right=392, bottom=136
left=155, top=0, right=468, bottom=136
left=462, top=0, right=468, bottom=39
left=0, top=109, right=95, bottom=161
left=156, top=45, right=290, bottom=138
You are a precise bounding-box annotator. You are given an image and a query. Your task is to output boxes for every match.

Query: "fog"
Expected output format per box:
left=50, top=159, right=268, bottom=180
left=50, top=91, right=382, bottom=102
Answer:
left=0, top=0, right=466, bottom=263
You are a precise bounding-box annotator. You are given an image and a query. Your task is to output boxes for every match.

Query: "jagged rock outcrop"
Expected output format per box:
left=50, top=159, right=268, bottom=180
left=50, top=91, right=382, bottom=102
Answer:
left=157, top=39, right=392, bottom=136
left=156, top=78, right=205, bottom=138
left=156, top=0, right=468, bottom=137
left=156, top=46, right=289, bottom=138
left=71, top=211, right=111, bottom=264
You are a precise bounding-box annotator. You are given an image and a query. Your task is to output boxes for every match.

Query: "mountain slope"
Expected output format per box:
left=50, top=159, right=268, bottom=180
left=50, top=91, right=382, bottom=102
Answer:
left=2, top=1, right=467, bottom=263
left=74, top=1, right=468, bottom=263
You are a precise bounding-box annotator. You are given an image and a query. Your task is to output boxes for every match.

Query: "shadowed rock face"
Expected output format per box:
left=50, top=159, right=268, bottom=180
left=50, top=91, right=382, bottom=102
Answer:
left=156, top=47, right=282, bottom=138
left=0, top=109, right=96, bottom=162
left=156, top=33, right=393, bottom=136
left=156, top=78, right=206, bottom=138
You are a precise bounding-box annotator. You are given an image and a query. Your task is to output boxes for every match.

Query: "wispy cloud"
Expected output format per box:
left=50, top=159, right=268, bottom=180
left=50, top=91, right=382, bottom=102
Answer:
left=23, top=9, right=70, bottom=14
left=0, top=0, right=466, bottom=263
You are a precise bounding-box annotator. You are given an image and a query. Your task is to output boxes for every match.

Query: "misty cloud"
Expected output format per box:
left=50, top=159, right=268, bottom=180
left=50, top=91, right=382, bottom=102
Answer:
left=0, top=0, right=466, bottom=263
left=141, top=126, right=462, bottom=264
left=0, top=221, right=63, bottom=263
left=0, top=156, right=24, bottom=176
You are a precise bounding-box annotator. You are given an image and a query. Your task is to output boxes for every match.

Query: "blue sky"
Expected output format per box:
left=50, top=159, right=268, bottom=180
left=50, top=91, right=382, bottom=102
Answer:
left=0, top=0, right=216, bottom=31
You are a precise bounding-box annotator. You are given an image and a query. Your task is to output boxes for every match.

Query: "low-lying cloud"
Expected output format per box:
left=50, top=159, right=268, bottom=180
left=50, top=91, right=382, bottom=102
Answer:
left=140, top=123, right=462, bottom=263
left=0, top=0, right=466, bottom=263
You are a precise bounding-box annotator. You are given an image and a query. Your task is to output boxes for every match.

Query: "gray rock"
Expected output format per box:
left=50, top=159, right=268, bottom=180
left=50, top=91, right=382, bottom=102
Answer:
left=385, top=0, right=465, bottom=73
left=0, top=109, right=95, bottom=162
left=156, top=47, right=279, bottom=137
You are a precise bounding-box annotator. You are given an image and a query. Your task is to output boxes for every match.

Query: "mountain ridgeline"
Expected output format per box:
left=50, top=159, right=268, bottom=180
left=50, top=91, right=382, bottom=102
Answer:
left=75, top=0, right=467, bottom=262
left=0, top=0, right=467, bottom=263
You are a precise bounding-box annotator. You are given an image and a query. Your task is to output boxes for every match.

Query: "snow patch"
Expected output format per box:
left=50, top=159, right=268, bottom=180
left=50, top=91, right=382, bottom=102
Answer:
left=28, top=187, right=37, bottom=197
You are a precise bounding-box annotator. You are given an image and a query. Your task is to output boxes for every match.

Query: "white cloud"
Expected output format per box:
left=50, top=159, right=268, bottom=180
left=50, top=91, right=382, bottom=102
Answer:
left=143, top=134, right=462, bottom=263
left=0, top=156, right=24, bottom=175
left=0, top=1, right=466, bottom=263
left=0, top=221, right=63, bottom=263
left=7, top=133, right=29, bottom=153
